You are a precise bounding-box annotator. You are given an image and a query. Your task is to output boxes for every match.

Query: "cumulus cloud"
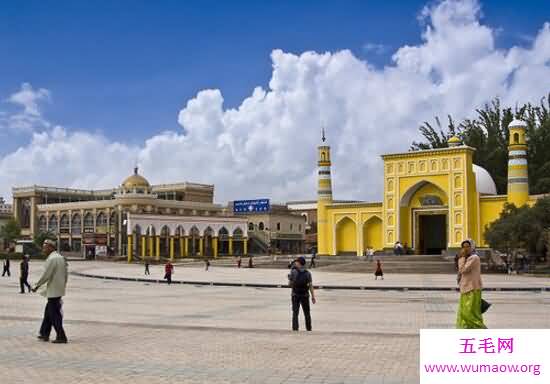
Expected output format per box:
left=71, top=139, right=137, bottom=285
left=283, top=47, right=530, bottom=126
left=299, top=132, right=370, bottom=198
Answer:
left=1, top=83, right=51, bottom=133
left=0, top=0, right=549, bottom=204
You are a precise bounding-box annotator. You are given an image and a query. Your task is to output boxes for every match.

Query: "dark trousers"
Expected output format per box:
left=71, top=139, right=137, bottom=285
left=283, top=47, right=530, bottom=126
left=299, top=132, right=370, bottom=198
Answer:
left=39, top=297, right=67, bottom=341
left=165, top=273, right=172, bottom=284
left=20, top=274, right=31, bottom=293
left=292, top=295, right=311, bottom=331
left=2, top=266, right=10, bottom=276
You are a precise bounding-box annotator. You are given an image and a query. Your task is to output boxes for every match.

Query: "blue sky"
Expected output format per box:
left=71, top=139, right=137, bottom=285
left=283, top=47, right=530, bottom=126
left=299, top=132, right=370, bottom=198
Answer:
left=1, top=0, right=546, bottom=145
left=0, top=0, right=549, bottom=202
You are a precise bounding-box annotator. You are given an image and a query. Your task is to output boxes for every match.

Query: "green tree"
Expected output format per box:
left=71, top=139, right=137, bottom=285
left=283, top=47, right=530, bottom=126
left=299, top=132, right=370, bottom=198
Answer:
left=0, top=218, right=21, bottom=243
left=411, top=94, right=550, bottom=195
left=33, top=231, right=57, bottom=249
left=485, top=197, right=550, bottom=257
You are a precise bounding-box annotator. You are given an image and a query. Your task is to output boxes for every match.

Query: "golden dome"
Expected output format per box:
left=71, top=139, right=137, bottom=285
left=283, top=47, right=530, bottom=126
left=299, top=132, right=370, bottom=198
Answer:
left=122, top=167, right=150, bottom=189
left=448, top=135, right=462, bottom=146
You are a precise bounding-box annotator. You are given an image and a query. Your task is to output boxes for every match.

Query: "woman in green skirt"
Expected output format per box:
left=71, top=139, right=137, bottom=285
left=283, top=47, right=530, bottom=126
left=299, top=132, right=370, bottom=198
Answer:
left=456, top=240, right=486, bottom=329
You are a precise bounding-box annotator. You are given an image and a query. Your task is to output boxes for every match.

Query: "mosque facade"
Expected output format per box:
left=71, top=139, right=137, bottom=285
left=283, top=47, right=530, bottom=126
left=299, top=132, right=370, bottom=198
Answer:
left=317, top=120, right=539, bottom=255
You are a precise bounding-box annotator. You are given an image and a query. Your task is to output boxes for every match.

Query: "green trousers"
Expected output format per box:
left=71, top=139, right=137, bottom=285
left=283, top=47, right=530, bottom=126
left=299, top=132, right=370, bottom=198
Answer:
left=456, top=289, right=487, bottom=329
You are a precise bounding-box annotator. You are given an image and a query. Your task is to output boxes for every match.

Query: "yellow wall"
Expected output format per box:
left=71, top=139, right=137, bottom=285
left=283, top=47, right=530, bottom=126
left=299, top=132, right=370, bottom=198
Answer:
left=479, top=196, right=506, bottom=247
left=336, top=217, right=356, bottom=253
left=363, top=216, right=383, bottom=251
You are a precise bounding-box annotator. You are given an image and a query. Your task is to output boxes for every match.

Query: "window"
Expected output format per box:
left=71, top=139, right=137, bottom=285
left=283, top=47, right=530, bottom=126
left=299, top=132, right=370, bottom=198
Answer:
left=96, top=212, right=107, bottom=226
left=71, top=214, right=81, bottom=234
left=259, top=222, right=265, bottom=231
left=290, top=223, right=293, bottom=231
left=83, top=213, right=94, bottom=228
left=277, top=222, right=281, bottom=231
left=299, top=224, right=302, bottom=232
left=38, top=216, right=47, bottom=232
left=513, top=132, right=520, bottom=144
left=248, top=223, right=254, bottom=231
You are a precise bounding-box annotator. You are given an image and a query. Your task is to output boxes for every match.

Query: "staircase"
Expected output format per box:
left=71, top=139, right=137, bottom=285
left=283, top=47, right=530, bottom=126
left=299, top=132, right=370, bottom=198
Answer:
left=248, top=232, right=270, bottom=254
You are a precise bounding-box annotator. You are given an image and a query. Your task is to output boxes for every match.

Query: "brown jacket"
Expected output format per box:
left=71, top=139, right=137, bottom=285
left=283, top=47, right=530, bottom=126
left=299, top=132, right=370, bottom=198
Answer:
left=458, top=254, right=482, bottom=293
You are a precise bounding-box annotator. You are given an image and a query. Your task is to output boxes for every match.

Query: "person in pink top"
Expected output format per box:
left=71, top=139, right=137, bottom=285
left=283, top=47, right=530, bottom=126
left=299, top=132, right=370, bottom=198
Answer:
left=456, top=240, right=486, bottom=329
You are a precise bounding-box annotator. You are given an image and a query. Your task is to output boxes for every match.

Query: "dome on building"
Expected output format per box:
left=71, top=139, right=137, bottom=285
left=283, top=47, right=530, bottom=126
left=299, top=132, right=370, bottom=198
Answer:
left=122, top=167, right=150, bottom=189
left=472, top=164, right=497, bottom=195
left=448, top=135, right=462, bottom=147
left=508, top=119, right=527, bottom=129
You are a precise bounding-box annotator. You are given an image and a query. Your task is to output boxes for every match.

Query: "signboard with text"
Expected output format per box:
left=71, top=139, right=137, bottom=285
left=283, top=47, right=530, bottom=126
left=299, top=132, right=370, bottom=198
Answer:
left=233, top=199, right=270, bottom=213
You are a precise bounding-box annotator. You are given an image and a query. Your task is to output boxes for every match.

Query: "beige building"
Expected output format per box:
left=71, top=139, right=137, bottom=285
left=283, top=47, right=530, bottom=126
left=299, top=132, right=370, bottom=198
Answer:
left=12, top=168, right=247, bottom=259
left=0, top=198, right=13, bottom=250
left=230, top=202, right=306, bottom=254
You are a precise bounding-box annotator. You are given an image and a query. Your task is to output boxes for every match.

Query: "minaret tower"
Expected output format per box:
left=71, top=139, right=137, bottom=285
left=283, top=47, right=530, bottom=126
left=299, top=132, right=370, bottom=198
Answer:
left=317, top=127, right=333, bottom=255
left=507, top=119, right=529, bottom=207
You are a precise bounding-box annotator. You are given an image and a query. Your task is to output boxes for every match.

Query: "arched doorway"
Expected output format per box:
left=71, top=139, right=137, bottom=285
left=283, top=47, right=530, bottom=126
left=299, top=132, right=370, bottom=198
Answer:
left=233, top=228, right=244, bottom=255
left=189, top=227, right=200, bottom=256
left=175, top=226, right=185, bottom=257
left=133, top=225, right=143, bottom=259
left=400, top=180, right=449, bottom=254
left=203, top=227, right=214, bottom=256
left=363, top=216, right=383, bottom=252
left=335, top=217, right=357, bottom=255
left=218, top=227, right=229, bottom=255
left=160, top=226, right=170, bottom=258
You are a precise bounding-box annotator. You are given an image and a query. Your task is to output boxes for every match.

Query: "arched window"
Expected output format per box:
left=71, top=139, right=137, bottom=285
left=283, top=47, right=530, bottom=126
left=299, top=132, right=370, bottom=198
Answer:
left=83, top=213, right=94, bottom=229
left=96, top=212, right=107, bottom=226
left=513, top=132, right=520, bottom=144
left=248, top=223, right=254, bottom=231
left=71, top=214, right=81, bottom=235
left=38, top=216, right=47, bottom=232
left=258, top=222, right=265, bottom=231
left=59, top=214, right=69, bottom=233
left=48, top=215, right=58, bottom=232
left=277, top=222, right=281, bottom=231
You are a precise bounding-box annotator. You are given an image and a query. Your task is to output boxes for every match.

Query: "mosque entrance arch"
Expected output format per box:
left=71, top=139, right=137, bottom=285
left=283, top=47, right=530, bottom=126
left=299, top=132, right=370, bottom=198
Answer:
left=400, top=180, right=449, bottom=254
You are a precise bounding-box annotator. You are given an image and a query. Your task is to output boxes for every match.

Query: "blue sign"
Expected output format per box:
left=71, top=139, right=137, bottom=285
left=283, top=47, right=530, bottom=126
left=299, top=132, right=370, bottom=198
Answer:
left=234, top=199, right=270, bottom=213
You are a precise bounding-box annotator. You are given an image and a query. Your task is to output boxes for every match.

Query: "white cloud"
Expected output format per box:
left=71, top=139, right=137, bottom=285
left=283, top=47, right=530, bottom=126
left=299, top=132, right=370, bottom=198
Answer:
left=0, top=0, right=549, bottom=204
left=1, top=83, right=51, bottom=133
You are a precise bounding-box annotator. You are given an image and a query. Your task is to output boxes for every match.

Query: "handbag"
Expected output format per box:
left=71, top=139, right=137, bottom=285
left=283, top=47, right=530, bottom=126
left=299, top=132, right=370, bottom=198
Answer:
left=481, top=298, right=492, bottom=314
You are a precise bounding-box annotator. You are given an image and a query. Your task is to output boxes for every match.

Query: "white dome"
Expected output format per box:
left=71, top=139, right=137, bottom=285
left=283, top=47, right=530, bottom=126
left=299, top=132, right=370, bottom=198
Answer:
left=508, top=119, right=527, bottom=129
left=472, top=164, right=497, bottom=195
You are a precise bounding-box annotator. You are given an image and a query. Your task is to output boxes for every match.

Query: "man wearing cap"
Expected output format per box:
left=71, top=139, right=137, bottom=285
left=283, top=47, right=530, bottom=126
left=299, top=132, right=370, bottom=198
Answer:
left=288, top=256, right=316, bottom=331
left=32, top=239, right=69, bottom=343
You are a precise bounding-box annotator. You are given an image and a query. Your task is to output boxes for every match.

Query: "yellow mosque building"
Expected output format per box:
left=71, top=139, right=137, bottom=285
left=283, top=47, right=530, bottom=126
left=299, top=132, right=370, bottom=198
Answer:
left=317, top=119, right=536, bottom=255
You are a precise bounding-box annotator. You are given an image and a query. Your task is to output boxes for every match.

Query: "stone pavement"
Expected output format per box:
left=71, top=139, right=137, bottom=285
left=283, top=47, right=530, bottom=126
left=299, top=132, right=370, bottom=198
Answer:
left=0, top=261, right=548, bottom=383
left=73, top=261, right=550, bottom=291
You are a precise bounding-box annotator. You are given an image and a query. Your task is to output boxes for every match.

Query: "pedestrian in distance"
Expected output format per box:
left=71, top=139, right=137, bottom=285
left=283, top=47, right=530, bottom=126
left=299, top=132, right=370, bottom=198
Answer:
left=164, top=261, right=174, bottom=284
left=2, top=255, right=10, bottom=277
left=248, top=256, right=253, bottom=268
left=205, top=259, right=210, bottom=271
left=237, top=256, right=242, bottom=268
left=288, top=256, right=316, bottom=331
left=456, top=240, right=487, bottom=329
left=20, top=254, right=31, bottom=293
left=32, top=239, right=69, bottom=344
left=144, top=259, right=150, bottom=275
left=310, top=249, right=317, bottom=268
left=374, top=259, right=384, bottom=280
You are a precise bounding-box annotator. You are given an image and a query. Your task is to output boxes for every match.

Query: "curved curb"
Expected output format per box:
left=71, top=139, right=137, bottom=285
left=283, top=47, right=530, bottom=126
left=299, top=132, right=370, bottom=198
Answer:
left=70, top=272, right=550, bottom=292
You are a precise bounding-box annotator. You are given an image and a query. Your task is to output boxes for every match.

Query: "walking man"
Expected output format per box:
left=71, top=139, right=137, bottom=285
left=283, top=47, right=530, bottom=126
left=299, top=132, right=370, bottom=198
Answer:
left=310, top=248, right=317, bottom=268
left=288, top=256, right=316, bottom=331
left=2, top=255, right=10, bottom=277
left=164, top=261, right=174, bottom=284
left=20, top=254, right=31, bottom=293
left=32, top=239, right=68, bottom=343
left=144, top=259, right=150, bottom=275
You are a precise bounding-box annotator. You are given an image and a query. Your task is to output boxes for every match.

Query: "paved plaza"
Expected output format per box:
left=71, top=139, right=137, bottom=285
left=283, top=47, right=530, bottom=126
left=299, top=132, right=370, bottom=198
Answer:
left=0, top=261, right=549, bottom=383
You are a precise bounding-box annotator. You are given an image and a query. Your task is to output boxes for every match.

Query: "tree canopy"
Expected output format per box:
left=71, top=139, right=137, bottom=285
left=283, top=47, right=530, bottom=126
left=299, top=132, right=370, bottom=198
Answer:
left=484, top=197, right=550, bottom=256
left=0, top=218, right=21, bottom=244
left=411, top=94, right=550, bottom=195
